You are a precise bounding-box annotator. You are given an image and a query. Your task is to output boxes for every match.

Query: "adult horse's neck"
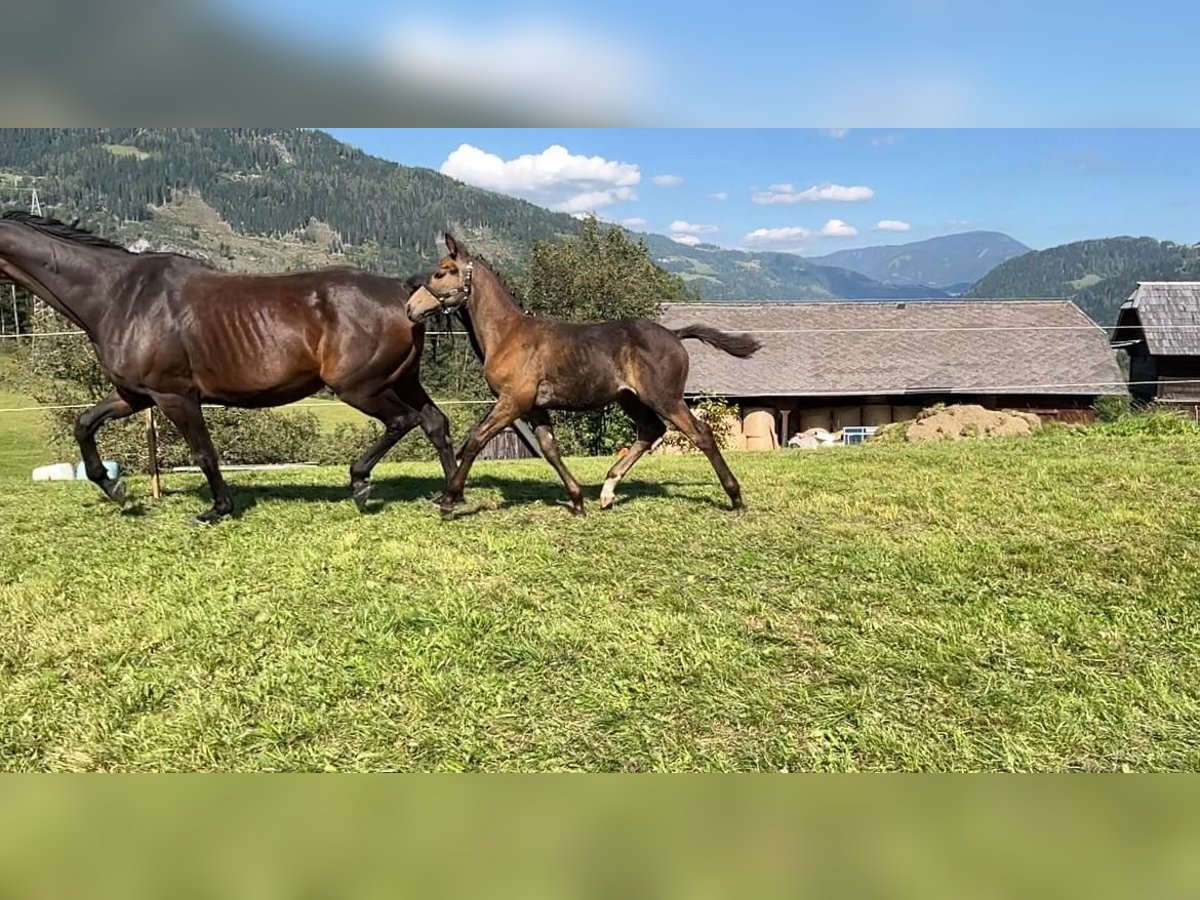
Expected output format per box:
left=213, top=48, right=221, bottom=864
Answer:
left=464, top=263, right=525, bottom=360
left=0, top=222, right=134, bottom=335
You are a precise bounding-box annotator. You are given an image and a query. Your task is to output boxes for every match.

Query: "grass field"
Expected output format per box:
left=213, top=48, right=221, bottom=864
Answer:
left=2, top=431, right=1199, bottom=771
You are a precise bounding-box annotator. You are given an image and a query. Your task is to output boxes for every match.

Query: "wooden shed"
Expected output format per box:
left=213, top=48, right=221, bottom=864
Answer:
left=659, top=299, right=1126, bottom=446
left=1111, top=282, right=1200, bottom=411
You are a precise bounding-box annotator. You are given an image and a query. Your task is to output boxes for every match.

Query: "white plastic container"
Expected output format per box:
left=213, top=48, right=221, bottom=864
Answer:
left=32, top=463, right=77, bottom=482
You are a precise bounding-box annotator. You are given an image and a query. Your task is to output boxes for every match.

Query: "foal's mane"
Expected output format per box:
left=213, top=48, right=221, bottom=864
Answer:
left=1, top=210, right=130, bottom=252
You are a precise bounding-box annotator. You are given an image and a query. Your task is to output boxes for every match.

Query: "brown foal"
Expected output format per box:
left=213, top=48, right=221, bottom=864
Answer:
left=406, top=233, right=761, bottom=517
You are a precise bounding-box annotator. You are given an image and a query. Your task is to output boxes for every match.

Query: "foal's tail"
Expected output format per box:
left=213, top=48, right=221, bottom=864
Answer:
left=673, top=325, right=762, bottom=358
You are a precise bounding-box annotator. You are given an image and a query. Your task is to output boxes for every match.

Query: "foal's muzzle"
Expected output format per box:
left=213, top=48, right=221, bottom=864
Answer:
left=405, top=286, right=443, bottom=322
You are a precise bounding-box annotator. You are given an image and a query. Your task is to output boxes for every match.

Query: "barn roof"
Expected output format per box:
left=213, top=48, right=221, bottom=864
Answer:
left=658, top=300, right=1125, bottom=398
left=1112, top=282, right=1200, bottom=356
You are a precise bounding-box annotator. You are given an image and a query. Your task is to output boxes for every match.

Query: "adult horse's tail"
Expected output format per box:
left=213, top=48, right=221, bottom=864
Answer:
left=673, top=325, right=762, bottom=358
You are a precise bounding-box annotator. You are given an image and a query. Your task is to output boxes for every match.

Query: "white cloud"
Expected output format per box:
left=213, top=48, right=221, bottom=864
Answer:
left=823, top=128, right=850, bottom=138
left=742, top=226, right=814, bottom=251
left=871, top=132, right=905, bottom=147
left=619, top=216, right=648, bottom=228
left=652, top=174, right=685, bottom=188
left=822, top=218, right=858, bottom=237
left=706, top=192, right=729, bottom=201
left=751, top=183, right=875, bottom=204
left=381, top=20, right=654, bottom=120
left=669, top=220, right=717, bottom=235
left=671, top=234, right=703, bottom=246
left=875, top=219, right=911, bottom=232
left=440, top=143, right=640, bottom=213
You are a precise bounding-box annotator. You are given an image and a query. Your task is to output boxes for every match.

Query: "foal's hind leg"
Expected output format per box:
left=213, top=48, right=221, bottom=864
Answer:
left=653, top=400, right=745, bottom=511
left=74, top=390, right=150, bottom=504
left=600, top=396, right=666, bottom=510
left=340, top=391, right=422, bottom=511
left=151, top=393, right=234, bottom=524
left=525, top=410, right=585, bottom=516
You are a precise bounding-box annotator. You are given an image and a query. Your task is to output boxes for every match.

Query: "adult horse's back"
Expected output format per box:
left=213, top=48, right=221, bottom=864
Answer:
left=0, top=211, right=455, bottom=522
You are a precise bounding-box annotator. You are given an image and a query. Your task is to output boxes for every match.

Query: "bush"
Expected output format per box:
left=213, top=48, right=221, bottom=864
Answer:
left=44, top=404, right=322, bottom=472
left=1093, top=394, right=1132, bottom=422
left=1085, top=409, right=1200, bottom=437
left=659, top=393, right=739, bottom=453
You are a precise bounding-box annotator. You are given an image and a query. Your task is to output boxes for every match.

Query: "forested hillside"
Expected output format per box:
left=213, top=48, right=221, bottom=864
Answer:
left=0, top=128, right=582, bottom=276
left=966, top=236, right=1200, bottom=324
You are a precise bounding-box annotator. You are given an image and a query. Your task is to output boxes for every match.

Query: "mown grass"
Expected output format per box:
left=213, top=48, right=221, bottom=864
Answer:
left=0, top=353, right=47, bottom=479
left=2, top=434, right=1200, bottom=771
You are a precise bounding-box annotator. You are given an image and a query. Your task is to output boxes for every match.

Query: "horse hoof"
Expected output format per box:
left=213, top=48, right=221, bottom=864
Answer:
left=105, top=479, right=127, bottom=505
left=571, top=505, right=587, bottom=518
left=352, top=482, right=372, bottom=513
left=190, top=508, right=230, bottom=526
left=730, top=501, right=747, bottom=515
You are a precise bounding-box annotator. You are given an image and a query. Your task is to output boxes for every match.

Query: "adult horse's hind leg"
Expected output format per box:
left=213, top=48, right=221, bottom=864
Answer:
left=340, top=390, right=422, bottom=512
left=74, top=390, right=150, bottom=504
left=653, top=400, right=745, bottom=511
left=391, top=382, right=457, bottom=483
left=600, top=395, right=666, bottom=510
left=525, top=410, right=585, bottom=516
left=151, top=393, right=234, bottom=524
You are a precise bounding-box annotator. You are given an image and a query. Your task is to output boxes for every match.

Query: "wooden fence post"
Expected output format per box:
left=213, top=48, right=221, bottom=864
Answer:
left=144, top=408, right=162, bottom=499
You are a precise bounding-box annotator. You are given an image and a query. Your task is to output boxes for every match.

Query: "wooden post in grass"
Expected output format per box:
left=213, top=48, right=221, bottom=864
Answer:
left=144, top=408, right=162, bottom=499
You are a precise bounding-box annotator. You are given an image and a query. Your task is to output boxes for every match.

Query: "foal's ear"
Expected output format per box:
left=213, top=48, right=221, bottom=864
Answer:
left=444, top=232, right=469, bottom=260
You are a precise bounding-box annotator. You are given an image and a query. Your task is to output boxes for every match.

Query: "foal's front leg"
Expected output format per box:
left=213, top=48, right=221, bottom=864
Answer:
left=438, top=397, right=522, bottom=516
left=525, top=410, right=585, bottom=516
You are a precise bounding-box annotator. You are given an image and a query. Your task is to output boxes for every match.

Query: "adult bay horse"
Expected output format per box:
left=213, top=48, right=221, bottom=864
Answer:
left=0, top=211, right=456, bottom=523
left=405, top=233, right=762, bottom=517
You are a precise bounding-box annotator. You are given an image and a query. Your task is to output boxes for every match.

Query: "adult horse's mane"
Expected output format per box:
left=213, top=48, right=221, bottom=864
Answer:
left=1, top=210, right=130, bottom=252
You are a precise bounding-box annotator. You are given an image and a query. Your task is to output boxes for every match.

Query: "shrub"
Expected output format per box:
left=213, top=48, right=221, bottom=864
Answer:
left=1086, top=409, right=1200, bottom=437
left=659, top=393, right=739, bottom=453
left=1094, top=394, right=1132, bottom=422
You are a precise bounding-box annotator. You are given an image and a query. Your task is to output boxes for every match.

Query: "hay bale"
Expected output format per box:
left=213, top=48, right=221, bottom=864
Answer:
left=799, top=408, right=832, bottom=432
left=742, top=407, right=778, bottom=451
left=832, top=406, right=861, bottom=430
left=862, top=404, right=892, bottom=427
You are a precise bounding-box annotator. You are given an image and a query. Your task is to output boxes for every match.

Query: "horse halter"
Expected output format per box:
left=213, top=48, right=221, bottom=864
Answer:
left=428, top=261, right=474, bottom=309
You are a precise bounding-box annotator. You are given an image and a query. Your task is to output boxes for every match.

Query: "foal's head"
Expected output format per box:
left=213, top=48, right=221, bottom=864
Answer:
left=405, top=233, right=475, bottom=322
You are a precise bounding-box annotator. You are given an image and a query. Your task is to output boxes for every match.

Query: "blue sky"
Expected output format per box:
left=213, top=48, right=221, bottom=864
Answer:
left=323, top=129, right=1200, bottom=254
left=208, top=0, right=1200, bottom=126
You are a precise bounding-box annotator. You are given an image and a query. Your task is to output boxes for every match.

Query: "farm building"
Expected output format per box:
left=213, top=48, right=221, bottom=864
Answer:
left=658, top=300, right=1125, bottom=447
left=1111, top=282, right=1200, bottom=410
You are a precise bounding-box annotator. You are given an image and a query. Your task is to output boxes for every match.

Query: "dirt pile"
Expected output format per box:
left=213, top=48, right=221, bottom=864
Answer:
left=876, top=404, right=1042, bottom=443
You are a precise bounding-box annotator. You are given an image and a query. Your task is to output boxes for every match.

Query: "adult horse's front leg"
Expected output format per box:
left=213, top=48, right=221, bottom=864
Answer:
left=341, top=390, right=422, bottom=512
left=438, top=397, right=521, bottom=517
left=74, top=390, right=150, bottom=505
left=151, top=393, right=234, bottom=524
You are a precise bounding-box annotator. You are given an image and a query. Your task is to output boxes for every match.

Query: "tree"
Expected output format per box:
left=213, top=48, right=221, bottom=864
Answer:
left=521, top=215, right=693, bottom=322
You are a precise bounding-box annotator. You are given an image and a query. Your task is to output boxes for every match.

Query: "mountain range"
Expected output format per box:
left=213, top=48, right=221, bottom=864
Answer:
left=808, top=231, right=1031, bottom=291
left=0, top=128, right=1031, bottom=304
left=966, top=236, right=1200, bottom=325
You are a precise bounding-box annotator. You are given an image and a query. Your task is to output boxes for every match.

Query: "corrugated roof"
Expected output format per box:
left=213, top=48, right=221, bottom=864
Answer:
left=658, top=300, right=1125, bottom=397
left=1113, top=282, right=1200, bottom=356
